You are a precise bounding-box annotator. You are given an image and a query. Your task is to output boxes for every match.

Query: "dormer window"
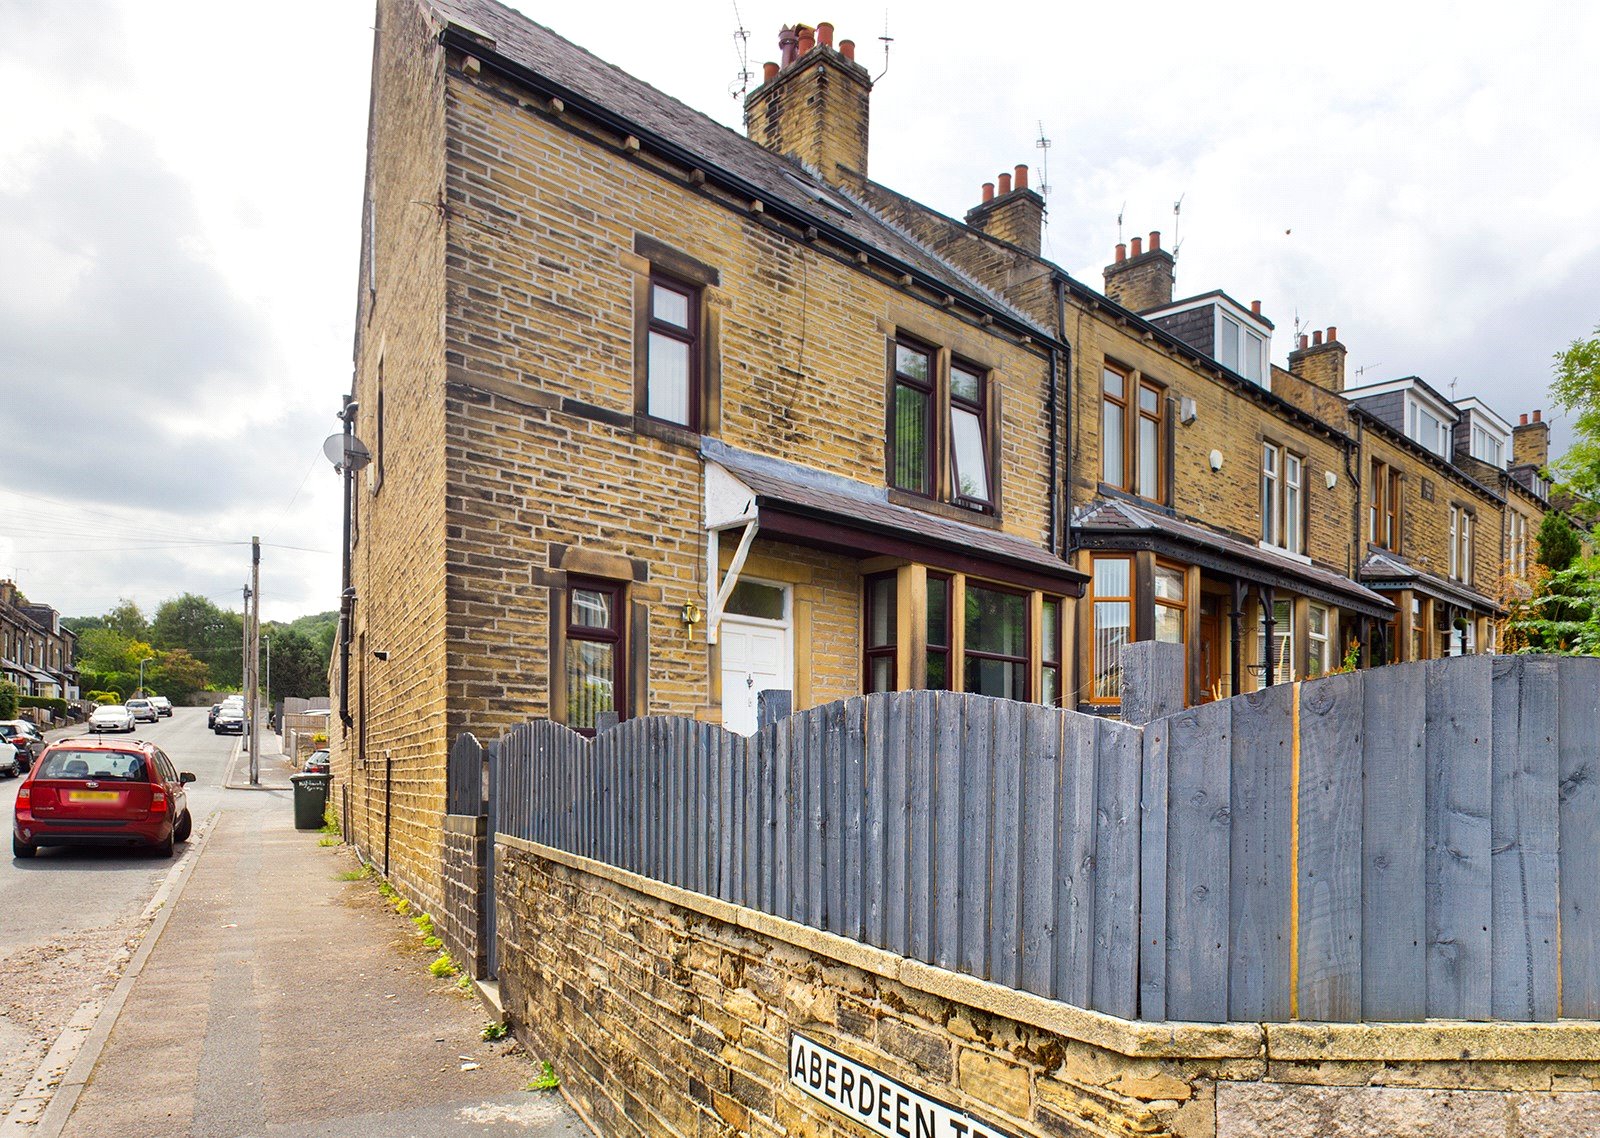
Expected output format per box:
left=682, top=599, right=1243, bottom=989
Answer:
left=1218, top=314, right=1267, bottom=385
left=1470, top=423, right=1505, bottom=468
left=1405, top=396, right=1451, bottom=458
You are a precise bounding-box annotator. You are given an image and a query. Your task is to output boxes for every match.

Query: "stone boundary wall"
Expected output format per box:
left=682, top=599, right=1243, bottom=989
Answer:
left=440, top=813, right=487, bottom=978
left=496, top=835, right=1600, bottom=1138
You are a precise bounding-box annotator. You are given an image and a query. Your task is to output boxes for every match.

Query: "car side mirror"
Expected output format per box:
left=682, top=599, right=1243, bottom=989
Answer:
left=180, top=772, right=196, bottom=784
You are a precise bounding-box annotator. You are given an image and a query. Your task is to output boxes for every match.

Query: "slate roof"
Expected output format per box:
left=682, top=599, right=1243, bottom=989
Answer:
left=704, top=441, right=1082, bottom=583
left=424, top=0, right=1046, bottom=334
left=1358, top=550, right=1501, bottom=613
left=1073, top=498, right=1394, bottom=616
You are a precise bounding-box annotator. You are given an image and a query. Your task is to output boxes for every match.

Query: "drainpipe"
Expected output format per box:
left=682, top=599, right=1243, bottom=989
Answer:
left=1054, top=277, right=1074, bottom=558
left=1345, top=420, right=1363, bottom=580
left=338, top=396, right=358, bottom=728
left=383, top=749, right=393, bottom=877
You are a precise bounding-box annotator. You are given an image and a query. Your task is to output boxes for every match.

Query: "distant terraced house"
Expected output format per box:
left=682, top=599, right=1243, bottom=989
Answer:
left=0, top=579, right=79, bottom=700
left=331, top=0, right=1554, bottom=909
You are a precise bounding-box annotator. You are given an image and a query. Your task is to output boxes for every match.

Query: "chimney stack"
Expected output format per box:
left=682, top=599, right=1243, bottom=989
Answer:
left=1102, top=229, right=1175, bottom=313
left=745, top=20, right=873, bottom=188
left=1288, top=325, right=1347, bottom=394
left=1514, top=408, right=1550, bottom=469
left=964, top=163, right=1046, bottom=256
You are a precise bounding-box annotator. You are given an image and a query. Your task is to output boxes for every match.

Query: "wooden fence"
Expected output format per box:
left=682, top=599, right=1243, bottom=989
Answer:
left=458, top=653, right=1600, bottom=1024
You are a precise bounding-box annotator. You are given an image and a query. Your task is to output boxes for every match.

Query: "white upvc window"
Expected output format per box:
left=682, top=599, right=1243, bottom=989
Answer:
left=1308, top=603, right=1331, bottom=677
left=1260, top=442, right=1305, bottom=554
left=1260, top=443, right=1279, bottom=546
left=1218, top=313, right=1267, bottom=385
left=1510, top=511, right=1529, bottom=578
left=1406, top=397, right=1451, bottom=458
left=1470, top=423, right=1506, bottom=468
left=1449, top=506, right=1474, bottom=583
left=1256, top=598, right=1295, bottom=684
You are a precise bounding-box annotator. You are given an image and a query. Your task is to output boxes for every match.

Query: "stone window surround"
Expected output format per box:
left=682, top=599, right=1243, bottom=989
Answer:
left=628, top=235, right=722, bottom=447
left=1099, top=358, right=1169, bottom=507
left=541, top=546, right=652, bottom=729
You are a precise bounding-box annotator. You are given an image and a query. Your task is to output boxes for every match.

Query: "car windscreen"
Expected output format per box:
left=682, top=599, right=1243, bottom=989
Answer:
left=92, top=708, right=128, bottom=718
left=38, top=750, right=148, bottom=781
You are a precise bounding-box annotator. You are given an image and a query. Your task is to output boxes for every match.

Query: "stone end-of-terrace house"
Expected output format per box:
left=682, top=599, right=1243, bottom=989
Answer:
left=0, top=580, right=79, bottom=701
left=337, top=0, right=1086, bottom=906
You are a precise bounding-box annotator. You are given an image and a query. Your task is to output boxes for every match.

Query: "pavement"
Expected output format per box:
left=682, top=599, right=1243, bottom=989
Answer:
left=7, top=725, right=588, bottom=1138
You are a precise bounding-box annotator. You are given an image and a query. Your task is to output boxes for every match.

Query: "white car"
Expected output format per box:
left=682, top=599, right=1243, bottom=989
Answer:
left=150, top=696, right=173, bottom=717
left=0, top=739, right=18, bottom=778
left=125, top=698, right=159, bottom=723
left=89, top=705, right=137, bottom=734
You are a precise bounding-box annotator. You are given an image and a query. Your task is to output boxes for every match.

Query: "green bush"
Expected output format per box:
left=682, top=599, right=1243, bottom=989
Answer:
left=0, top=681, right=16, bottom=720
left=19, top=696, right=68, bottom=716
left=85, top=690, right=121, bottom=705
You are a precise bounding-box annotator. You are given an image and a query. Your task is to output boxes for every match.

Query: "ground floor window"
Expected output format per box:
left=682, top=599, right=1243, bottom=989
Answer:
left=963, top=583, right=1029, bottom=700
left=1041, top=597, right=1063, bottom=708
left=566, top=579, right=625, bottom=734
left=864, top=573, right=897, bottom=693
left=926, top=573, right=951, bottom=690
left=1154, top=563, right=1187, bottom=645
left=1307, top=603, right=1330, bottom=677
left=1410, top=597, right=1424, bottom=661
left=1091, top=556, right=1133, bottom=704
left=1256, top=598, right=1294, bottom=684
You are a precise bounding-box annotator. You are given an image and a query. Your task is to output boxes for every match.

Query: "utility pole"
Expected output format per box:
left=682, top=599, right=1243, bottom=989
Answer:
left=248, top=536, right=261, bottom=786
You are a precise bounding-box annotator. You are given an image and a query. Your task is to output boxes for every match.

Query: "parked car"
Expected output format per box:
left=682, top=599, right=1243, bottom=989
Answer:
left=0, top=720, right=45, bottom=773
left=303, top=749, right=330, bottom=775
left=207, top=703, right=222, bottom=728
left=125, top=699, right=159, bottom=724
left=89, top=706, right=137, bottom=734
left=150, top=696, right=173, bottom=718
left=12, top=737, right=195, bottom=858
left=213, top=706, right=246, bottom=735
left=0, top=739, right=19, bottom=779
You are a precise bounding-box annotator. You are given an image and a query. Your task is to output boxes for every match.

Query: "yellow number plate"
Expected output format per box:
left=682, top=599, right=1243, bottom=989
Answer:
left=67, top=791, right=119, bottom=803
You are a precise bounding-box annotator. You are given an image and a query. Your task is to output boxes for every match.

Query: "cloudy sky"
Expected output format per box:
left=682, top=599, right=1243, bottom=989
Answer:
left=3, top=0, right=1597, bottom=621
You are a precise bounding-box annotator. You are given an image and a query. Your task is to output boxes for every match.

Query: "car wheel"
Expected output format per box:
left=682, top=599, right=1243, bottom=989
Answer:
left=174, top=811, right=192, bottom=843
left=153, top=831, right=174, bottom=858
left=13, top=834, right=36, bottom=859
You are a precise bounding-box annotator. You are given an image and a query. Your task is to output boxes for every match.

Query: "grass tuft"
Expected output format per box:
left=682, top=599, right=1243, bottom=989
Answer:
left=481, top=1020, right=509, bottom=1042
left=429, top=952, right=458, bottom=978
left=527, top=1061, right=560, bottom=1091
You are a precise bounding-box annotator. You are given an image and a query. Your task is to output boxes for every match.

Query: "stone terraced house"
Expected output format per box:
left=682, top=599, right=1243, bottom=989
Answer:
left=334, top=0, right=1551, bottom=909
left=0, top=579, right=78, bottom=701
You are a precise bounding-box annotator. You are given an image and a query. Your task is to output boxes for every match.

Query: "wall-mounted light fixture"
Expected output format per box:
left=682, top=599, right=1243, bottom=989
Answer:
left=1180, top=396, right=1198, bottom=425
left=680, top=601, right=703, bottom=629
left=1325, top=470, right=1338, bottom=490
left=1208, top=449, right=1224, bottom=472
left=372, top=649, right=390, bottom=661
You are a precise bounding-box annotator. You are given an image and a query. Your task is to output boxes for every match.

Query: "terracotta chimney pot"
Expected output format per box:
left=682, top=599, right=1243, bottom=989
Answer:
left=762, top=61, right=779, bottom=82
left=1130, top=236, right=1143, bottom=257
left=997, top=172, right=1012, bottom=195
left=817, top=21, right=834, bottom=46
left=981, top=182, right=994, bottom=203
left=1533, top=409, right=1543, bottom=422
left=778, top=25, right=798, bottom=66
left=1148, top=231, right=1161, bottom=252
left=1115, top=242, right=1127, bottom=263
left=1520, top=413, right=1529, bottom=425
left=1327, top=325, right=1338, bottom=342
left=839, top=38, right=855, bottom=60
left=797, top=26, right=814, bottom=55
left=1251, top=300, right=1262, bottom=315
left=1014, top=164, right=1028, bottom=190
left=1299, top=334, right=1309, bottom=350
left=1312, top=330, right=1323, bottom=346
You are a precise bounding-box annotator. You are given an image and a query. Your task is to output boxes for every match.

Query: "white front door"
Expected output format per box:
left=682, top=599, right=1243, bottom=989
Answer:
left=719, top=582, right=792, bottom=736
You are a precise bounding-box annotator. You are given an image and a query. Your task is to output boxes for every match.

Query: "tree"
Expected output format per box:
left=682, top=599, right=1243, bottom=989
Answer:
left=0, top=680, right=17, bottom=719
left=266, top=628, right=328, bottom=702
left=146, top=648, right=211, bottom=701
left=1506, top=559, right=1600, bottom=655
left=104, top=599, right=150, bottom=641
left=1537, top=511, right=1582, bottom=572
left=1552, top=323, right=1600, bottom=504
left=152, top=593, right=244, bottom=688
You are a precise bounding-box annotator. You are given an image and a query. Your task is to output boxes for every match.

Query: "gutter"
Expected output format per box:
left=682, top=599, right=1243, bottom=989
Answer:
left=437, top=27, right=1063, bottom=354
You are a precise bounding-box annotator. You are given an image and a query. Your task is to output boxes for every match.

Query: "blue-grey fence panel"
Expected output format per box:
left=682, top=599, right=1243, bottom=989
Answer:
left=1055, top=710, right=1098, bottom=1011
left=1228, top=685, right=1293, bottom=1023
left=1093, top=717, right=1142, bottom=1020
left=1170, top=700, right=1227, bottom=1022
left=840, top=698, right=866, bottom=942
left=1360, top=661, right=1425, bottom=1022
left=905, top=691, right=935, bottom=963
left=1559, top=658, right=1600, bottom=1018
left=1491, top=657, right=1560, bottom=1021
left=989, top=699, right=1025, bottom=993
left=447, top=733, right=484, bottom=816
left=864, top=693, right=890, bottom=952
left=959, top=696, right=993, bottom=980
left=1137, top=710, right=1170, bottom=1020
left=931, top=692, right=964, bottom=973
left=1424, top=655, right=1492, bottom=1020
left=1020, top=704, right=1061, bottom=1000
left=1297, top=671, right=1364, bottom=1023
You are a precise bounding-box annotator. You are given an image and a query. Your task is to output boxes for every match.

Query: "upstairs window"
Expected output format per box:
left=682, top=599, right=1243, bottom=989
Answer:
left=949, top=364, right=992, bottom=508
left=1261, top=443, right=1305, bottom=553
left=1102, top=364, right=1165, bottom=501
left=1369, top=460, right=1402, bottom=551
left=1449, top=506, right=1474, bottom=583
left=1406, top=397, right=1450, bottom=457
left=1509, top=511, right=1529, bottom=578
left=889, top=340, right=997, bottom=511
left=646, top=275, right=699, bottom=427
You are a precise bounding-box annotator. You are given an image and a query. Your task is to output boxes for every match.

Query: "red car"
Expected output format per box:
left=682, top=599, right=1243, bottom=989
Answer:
left=12, top=738, right=195, bottom=859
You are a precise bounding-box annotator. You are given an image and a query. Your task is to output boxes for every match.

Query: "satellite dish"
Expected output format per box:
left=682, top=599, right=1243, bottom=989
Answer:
left=323, top=432, right=373, bottom=472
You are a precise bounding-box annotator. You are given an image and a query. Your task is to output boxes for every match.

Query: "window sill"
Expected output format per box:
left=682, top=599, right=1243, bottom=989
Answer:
left=886, top=488, right=1001, bottom=530
left=634, top=416, right=704, bottom=450
left=1096, top=484, right=1173, bottom=515
left=1257, top=541, right=1311, bottom=566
